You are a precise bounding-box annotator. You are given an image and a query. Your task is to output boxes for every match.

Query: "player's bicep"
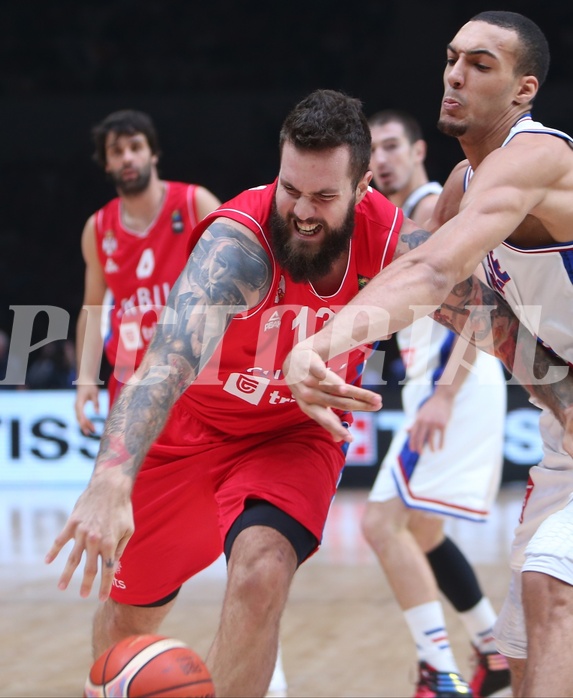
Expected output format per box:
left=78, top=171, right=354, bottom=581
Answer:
left=181, top=218, right=272, bottom=308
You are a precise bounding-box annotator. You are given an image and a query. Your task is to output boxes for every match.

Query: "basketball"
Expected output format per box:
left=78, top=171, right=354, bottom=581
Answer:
left=84, top=634, right=215, bottom=697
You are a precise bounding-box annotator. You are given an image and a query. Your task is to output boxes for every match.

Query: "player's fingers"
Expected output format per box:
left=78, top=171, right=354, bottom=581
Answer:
left=56, top=536, right=88, bottom=590
left=319, top=393, right=380, bottom=412
left=300, top=403, right=353, bottom=443
left=408, top=423, right=425, bottom=453
left=96, top=530, right=133, bottom=601
left=325, top=382, right=382, bottom=408
left=78, top=531, right=116, bottom=600
left=320, top=415, right=353, bottom=443
left=296, top=382, right=381, bottom=412
left=78, top=547, right=103, bottom=599
left=79, top=416, right=96, bottom=436
left=75, top=398, right=94, bottom=435
left=45, top=520, right=78, bottom=564
left=428, top=429, right=436, bottom=452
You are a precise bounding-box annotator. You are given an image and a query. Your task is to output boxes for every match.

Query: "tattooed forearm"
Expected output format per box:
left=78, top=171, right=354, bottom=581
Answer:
left=94, top=220, right=272, bottom=480
left=433, top=273, right=573, bottom=426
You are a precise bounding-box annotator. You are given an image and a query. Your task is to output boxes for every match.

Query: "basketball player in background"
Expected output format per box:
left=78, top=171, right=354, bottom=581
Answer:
left=74, top=108, right=221, bottom=431
left=363, top=109, right=509, bottom=697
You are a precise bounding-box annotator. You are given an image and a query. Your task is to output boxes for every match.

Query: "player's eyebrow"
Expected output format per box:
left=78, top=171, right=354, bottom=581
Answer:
left=447, top=43, right=498, bottom=61
left=280, top=176, right=339, bottom=197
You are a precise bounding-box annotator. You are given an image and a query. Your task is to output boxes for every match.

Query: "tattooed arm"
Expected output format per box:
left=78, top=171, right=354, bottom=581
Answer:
left=98, top=220, right=272, bottom=479
left=433, top=273, right=572, bottom=431
left=46, top=219, right=272, bottom=599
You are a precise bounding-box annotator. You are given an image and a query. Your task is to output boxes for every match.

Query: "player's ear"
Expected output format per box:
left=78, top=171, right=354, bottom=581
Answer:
left=514, top=75, right=538, bottom=105
left=412, top=139, right=427, bottom=165
left=355, top=171, right=372, bottom=204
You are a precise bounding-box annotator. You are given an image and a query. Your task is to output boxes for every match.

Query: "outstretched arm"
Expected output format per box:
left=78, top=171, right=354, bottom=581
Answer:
left=284, top=221, right=573, bottom=447
left=46, top=218, right=272, bottom=600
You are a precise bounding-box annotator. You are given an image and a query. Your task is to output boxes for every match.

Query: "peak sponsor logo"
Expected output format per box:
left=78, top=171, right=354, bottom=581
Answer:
left=223, top=373, right=270, bottom=405
left=264, top=311, right=281, bottom=332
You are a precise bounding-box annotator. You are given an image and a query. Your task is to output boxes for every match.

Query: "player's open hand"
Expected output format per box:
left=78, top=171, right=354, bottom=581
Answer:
left=45, top=469, right=134, bottom=601
left=283, top=345, right=382, bottom=443
left=407, top=392, right=453, bottom=453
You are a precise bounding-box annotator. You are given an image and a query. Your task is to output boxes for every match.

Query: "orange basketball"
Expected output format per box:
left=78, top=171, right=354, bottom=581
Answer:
left=84, top=634, right=215, bottom=697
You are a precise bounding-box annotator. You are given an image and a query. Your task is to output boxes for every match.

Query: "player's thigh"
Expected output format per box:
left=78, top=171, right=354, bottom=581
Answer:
left=215, top=422, right=346, bottom=547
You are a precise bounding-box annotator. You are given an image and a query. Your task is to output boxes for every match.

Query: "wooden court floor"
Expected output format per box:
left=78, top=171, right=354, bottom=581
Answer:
left=0, top=483, right=524, bottom=697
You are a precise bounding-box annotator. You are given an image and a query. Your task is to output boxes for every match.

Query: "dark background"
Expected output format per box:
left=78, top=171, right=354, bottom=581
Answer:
left=2, top=0, right=573, bottom=342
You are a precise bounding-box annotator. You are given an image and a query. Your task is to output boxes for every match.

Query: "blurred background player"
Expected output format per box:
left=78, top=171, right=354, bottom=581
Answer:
left=74, top=108, right=221, bottom=431
left=361, top=109, right=510, bottom=698
left=73, top=108, right=287, bottom=697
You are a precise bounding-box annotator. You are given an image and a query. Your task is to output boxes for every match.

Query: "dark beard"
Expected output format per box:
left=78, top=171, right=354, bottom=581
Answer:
left=270, top=197, right=355, bottom=283
left=109, top=163, right=152, bottom=195
left=437, top=118, right=468, bottom=138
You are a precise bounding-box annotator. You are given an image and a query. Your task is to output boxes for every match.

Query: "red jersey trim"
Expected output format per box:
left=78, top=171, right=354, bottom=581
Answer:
left=381, top=206, right=401, bottom=270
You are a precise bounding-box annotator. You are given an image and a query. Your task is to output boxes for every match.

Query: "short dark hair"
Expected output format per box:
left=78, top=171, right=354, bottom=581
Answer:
left=471, top=11, right=550, bottom=87
left=367, top=109, right=424, bottom=145
left=91, top=109, right=160, bottom=168
left=279, top=89, right=372, bottom=187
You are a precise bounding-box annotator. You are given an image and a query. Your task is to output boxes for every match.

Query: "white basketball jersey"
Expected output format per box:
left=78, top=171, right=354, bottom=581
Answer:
left=477, top=117, right=573, bottom=365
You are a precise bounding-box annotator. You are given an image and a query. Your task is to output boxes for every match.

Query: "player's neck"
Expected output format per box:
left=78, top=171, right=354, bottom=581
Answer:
left=459, top=108, right=531, bottom=169
left=390, top=170, right=430, bottom=209
left=119, top=178, right=166, bottom=233
left=309, top=251, right=349, bottom=296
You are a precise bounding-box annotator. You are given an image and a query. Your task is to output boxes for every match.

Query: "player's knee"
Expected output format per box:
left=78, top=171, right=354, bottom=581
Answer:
left=361, top=501, right=396, bottom=550
left=228, top=538, right=293, bottom=617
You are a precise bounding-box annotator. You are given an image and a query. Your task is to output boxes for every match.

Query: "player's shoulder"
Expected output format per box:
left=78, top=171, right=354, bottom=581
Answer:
left=359, top=187, right=404, bottom=235
left=163, top=180, right=194, bottom=197
left=214, top=182, right=275, bottom=218
left=358, top=186, right=400, bottom=220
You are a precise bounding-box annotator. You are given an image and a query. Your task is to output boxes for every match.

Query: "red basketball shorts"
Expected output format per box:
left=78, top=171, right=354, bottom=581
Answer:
left=110, top=400, right=346, bottom=605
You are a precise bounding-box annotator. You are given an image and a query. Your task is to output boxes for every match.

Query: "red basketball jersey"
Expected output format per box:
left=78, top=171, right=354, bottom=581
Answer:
left=95, top=182, right=201, bottom=374
left=177, top=181, right=403, bottom=434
